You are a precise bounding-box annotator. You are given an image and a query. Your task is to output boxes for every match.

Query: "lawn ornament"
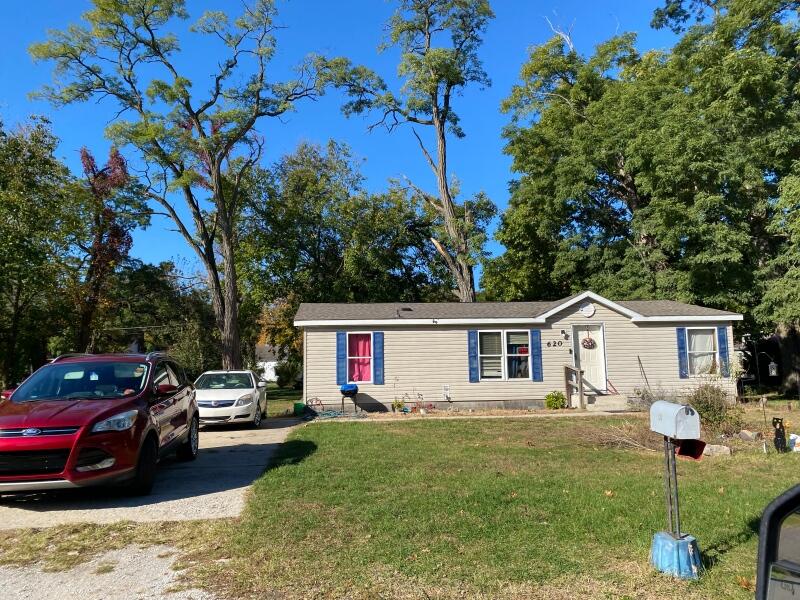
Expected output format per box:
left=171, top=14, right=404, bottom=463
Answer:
left=649, top=401, right=706, bottom=580
left=768, top=361, right=778, bottom=377
left=773, top=417, right=787, bottom=453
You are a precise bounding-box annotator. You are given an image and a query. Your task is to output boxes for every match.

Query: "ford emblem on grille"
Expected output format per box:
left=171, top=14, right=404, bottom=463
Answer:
left=21, top=428, right=42, bottom=436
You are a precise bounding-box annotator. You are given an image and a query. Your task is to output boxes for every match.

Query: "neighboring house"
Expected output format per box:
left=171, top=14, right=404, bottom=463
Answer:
left=255, top=344, right=279, bottom=382
left=294, top=291, right=742, bottom=411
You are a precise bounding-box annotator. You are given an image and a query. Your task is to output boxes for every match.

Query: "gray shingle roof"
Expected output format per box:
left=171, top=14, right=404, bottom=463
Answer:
left=615, top=299, right=739, bottom=318
left=295, top=300, right=559, bottom=322
left=294, top=293, right=740, bottom=323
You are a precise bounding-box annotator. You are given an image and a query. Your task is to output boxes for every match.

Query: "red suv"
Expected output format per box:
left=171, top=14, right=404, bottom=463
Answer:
left=0, top=352, right=199, bottom=496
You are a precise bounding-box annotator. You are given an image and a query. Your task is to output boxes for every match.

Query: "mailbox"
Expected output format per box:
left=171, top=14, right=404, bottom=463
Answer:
left=649, top=400, right=705, bottom=579
left=650, top=401, right=701, bottom=440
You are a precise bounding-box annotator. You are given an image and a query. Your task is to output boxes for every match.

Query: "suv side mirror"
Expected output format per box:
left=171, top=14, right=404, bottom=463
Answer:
left=1, top=389, right=15, bottom=400
left=155, top=383, right=178, bottom=396
left=257, top=381, right=267, bottom=388
left=756, top=483, right=800, bottom=598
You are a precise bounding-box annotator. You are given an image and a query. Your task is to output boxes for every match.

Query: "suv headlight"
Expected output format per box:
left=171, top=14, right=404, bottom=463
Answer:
left=235, top=393, right=253, bottom=407
left=92, top=409, right=139, bottom=433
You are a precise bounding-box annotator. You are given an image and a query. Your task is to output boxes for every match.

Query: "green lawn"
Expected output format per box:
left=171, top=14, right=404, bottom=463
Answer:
left=188, top=415, right=798, bottom=599
left=1, top=411, right=794, bottom=599
left=265, top=382, right=301, bottom=417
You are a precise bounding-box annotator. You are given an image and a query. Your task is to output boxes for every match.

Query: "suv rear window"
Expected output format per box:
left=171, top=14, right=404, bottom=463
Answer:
left=12, top=361, right=150, bottom=402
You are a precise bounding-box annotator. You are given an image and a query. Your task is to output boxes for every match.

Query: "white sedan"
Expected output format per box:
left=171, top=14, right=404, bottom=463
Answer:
left=194, top=370, right=267, bottom=427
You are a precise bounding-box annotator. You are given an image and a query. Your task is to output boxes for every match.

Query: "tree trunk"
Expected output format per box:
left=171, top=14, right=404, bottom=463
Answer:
left=432, top=110, right=476, bottom=303
left=77, top=256, right=99, bottom=353
left=217, top=227, right=242, bottom=370
left=777, top=323, right=800, bottom=398
left=456, top=261, right=476, bottom=303
left=77, top=307, right=94, bottom=353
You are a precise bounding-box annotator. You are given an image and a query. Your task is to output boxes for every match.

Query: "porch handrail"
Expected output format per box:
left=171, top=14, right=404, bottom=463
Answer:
left=564, top=365, right=585, bottom=409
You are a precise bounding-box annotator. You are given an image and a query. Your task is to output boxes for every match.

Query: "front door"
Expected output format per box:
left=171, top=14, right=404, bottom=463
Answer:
left=573, top=324, right=607, bottom=392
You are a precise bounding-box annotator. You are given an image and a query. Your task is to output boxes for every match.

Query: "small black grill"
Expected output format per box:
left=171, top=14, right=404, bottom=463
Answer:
left=0, top=450, right=70, bottom=476
left=75, top=448, right=112, bottom=469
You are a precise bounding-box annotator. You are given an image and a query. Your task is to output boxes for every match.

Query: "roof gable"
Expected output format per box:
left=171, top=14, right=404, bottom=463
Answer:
left=535, top=291, right=641, bottom=321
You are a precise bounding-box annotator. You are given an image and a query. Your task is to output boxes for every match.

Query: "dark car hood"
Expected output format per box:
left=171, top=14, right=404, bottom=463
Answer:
left=0, top=398, right=132, bottom=429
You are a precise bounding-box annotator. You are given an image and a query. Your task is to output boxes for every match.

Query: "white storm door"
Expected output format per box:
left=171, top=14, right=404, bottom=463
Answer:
left=573, top=324, right=607, bottom=392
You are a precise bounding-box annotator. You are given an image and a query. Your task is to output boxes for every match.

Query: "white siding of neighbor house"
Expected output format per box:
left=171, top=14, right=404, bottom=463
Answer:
left=302, top=302, right=737, bottom=408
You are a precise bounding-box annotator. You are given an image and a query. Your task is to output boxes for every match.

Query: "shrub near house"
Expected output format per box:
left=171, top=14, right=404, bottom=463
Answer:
left=545, top=391, right=567, bottom=409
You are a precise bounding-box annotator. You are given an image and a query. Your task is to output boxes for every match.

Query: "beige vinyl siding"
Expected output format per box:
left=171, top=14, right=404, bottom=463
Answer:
left=303, top=302, right=737, bottom=407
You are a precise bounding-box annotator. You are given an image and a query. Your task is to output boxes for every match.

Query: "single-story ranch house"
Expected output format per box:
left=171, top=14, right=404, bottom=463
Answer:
left=294, top=291, right=743, bottom=411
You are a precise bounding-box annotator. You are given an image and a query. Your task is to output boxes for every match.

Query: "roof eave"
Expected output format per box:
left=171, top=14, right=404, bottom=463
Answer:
left=293, top=317, right=548, bottom=327
left=294, top=314, right=742, bottom=327
left=631, top=314, right=743, bottom=322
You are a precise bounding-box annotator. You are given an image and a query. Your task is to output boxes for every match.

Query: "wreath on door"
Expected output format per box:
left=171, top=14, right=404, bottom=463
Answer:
left=581, top=334, right=596, bottom=350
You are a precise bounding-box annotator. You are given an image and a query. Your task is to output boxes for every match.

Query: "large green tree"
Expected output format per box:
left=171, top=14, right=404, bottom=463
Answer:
left=484, top=2, right=799, bottom=333
left=328, top=0, right=497, bottom=302
left=31, top=0, right=331, bottom=368
left=238, top=141, right=452, bottom=358
left=0, top=118, right=74, bottom=386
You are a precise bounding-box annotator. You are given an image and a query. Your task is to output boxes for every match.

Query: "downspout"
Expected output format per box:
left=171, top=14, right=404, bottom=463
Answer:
left=303, top=328, right=308, bottom=403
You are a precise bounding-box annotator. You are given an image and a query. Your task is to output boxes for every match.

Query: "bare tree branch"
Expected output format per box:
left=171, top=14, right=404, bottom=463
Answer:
left=544, top=16, right=575, bottom=52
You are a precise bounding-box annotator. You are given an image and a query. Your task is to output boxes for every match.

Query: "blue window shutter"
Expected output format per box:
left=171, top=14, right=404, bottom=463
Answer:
left=676, top=328, right=689, bottom=379
left=530, top=330, right=543, bottom=382
left=717, top=326, right=730, bottom=377
left=373, top=331, right=384, bottom=385
left=468, top=330, right=479, bottom=383
left=336, top=331, right=346, bottom=385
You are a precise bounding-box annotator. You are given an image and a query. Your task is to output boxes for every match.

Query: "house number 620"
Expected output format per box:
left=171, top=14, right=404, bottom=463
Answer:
left=546, top=341, right=564, bottom=348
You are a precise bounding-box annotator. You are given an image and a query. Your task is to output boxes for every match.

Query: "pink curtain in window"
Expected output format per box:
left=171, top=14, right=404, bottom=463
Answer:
left=348, top=334, right=371, bottom=382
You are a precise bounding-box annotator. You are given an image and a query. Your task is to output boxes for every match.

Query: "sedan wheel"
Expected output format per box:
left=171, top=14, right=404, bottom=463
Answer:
left=252, top=404, right=263, bottom=428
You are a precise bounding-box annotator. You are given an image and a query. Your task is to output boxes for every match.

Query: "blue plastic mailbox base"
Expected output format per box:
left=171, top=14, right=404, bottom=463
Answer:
left=650, top=531, right=703, bottom=579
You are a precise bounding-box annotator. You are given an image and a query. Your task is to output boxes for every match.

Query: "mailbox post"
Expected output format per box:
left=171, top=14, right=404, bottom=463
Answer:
left=649, top=401, right=706, bottom=579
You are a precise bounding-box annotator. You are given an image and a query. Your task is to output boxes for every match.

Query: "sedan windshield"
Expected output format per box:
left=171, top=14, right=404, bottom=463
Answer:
left=195, top=373, right=252, bottom=390
left=12, top=361, right=149, bottom=402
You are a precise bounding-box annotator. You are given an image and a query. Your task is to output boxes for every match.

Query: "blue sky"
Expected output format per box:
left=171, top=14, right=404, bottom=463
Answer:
left=0, top=1, right=677, bottom=277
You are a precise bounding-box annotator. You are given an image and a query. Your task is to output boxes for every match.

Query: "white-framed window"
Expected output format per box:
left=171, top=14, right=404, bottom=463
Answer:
left=479, top=331, right=503, bottom=379
left=687, top=328, right=718, bottom=375
left=347, top=332, right=373, bottom=383
left=478, top=330, right=531, bottom=381
left=506, top=331, right=531, bottom=379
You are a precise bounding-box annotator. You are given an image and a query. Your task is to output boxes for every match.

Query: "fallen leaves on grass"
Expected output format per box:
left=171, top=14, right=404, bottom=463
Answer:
left=736, top=575, right=755, bottom=591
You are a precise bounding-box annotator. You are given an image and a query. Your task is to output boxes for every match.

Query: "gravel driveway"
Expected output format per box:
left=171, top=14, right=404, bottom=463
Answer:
left=0, top=545, right=215, bottom=600
left=0, top=418, right=300, bottom=529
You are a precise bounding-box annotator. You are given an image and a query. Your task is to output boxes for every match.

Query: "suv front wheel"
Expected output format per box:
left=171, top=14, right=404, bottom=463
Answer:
left=128, top=436, right=158, bottom=496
